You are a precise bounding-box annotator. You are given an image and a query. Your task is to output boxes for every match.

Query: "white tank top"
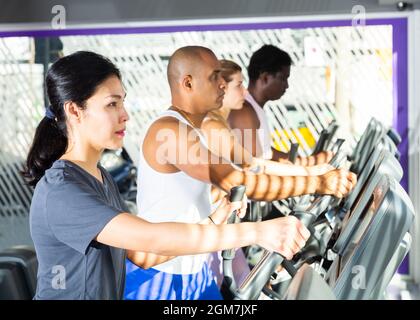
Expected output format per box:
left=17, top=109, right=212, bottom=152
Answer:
left=245, top=93, right=273, bottom=160
left=136, top=110, right=212, bottom=274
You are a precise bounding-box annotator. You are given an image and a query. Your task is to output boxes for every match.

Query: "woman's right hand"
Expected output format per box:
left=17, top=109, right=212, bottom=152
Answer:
left=256, top=216, right=310, bottom=260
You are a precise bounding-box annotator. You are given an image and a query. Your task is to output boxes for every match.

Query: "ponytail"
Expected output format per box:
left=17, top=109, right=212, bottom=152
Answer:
left=22, top=115, right=68, bottom=186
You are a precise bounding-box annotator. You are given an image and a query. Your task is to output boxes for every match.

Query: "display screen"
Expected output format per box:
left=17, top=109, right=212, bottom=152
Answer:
left=339, top=175, right=389, bottom=273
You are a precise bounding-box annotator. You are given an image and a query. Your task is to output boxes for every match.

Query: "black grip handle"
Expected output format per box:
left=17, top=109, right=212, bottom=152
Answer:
left=331, top=138, right=345, bottom=153
left=282, top=260, right=297, bottom=277
left=227, top=185, right=246, bottom=224
left=222, top=185, right=247, bottom=292
left=314, top=129, right=329, bottom=154
left=329, top=150, right=346, bottom=168
left=288, top=143, right=299, bottom=164
left=324, top=124, right=339, bottom=150
left=229, top=185, right=246, bottom=202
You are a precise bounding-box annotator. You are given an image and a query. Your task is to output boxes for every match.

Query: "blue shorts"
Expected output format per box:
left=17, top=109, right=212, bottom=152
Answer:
left=124, top=259, right=223, bottom=300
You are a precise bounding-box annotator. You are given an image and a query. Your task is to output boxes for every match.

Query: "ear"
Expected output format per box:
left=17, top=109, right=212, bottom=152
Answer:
left=63, top=101, right=83, bottom=123
left=260, top=71, right=270, bottom=85
left=182, top=75, right=193, bottom=91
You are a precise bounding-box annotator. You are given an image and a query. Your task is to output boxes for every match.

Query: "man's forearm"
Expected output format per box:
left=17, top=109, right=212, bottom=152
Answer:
left=216, top=168, right=320, bottom=201
left=243, top=173, right=319, bottom=201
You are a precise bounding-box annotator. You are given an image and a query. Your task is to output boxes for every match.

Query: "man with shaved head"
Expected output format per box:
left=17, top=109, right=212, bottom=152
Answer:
left=167, top=46, right=225, bottom=114
left=124, top=46, right=356, bottom=300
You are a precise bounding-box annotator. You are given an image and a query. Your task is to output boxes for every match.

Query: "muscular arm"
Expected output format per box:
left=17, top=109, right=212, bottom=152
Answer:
left=145, top=117, right=322, bottom=201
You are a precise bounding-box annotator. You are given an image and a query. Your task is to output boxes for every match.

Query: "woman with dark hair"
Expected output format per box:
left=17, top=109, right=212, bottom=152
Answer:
left=23, top=51, right=310, bottom=300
